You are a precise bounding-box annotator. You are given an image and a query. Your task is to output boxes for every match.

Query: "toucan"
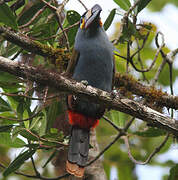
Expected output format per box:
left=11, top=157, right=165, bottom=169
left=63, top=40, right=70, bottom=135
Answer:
left=65, top=4, right=115, bottom=177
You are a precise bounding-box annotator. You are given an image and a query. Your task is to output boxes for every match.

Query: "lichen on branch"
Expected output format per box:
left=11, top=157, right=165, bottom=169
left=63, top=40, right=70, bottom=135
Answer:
left=0, top=55, right=178, bottom=136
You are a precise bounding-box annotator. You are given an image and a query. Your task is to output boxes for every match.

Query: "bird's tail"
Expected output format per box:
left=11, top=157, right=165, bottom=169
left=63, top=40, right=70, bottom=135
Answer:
left=66, top=126, right=90, bottom=177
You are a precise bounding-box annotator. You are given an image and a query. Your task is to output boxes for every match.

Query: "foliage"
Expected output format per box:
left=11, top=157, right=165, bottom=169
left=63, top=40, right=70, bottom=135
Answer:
left=0, top=0, right=177, bottom=180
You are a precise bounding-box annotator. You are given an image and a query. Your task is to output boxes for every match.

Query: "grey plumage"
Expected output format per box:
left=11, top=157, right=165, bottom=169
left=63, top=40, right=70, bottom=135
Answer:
left=66, top=4, right=114, bottom=171
left=73, top=27, right=114, bottom=92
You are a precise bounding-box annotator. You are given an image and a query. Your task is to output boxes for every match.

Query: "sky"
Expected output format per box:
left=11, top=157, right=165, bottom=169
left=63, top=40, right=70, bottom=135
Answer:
left=66, top=1, right=178, bottom=180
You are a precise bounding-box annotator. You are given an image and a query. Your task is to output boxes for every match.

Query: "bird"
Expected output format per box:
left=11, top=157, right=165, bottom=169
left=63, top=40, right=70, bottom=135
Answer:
left=65, top=4, right=115, bottom=178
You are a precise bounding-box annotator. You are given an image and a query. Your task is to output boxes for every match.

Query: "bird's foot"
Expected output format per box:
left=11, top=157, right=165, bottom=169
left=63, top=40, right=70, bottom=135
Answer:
left=81, top=80, right=88, bottom=86
left=111, top=89, right=123, bottom=99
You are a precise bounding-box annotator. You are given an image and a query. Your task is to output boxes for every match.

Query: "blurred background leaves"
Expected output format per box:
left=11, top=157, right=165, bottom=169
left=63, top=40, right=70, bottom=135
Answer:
left=0, top=0, right=177, bottom=180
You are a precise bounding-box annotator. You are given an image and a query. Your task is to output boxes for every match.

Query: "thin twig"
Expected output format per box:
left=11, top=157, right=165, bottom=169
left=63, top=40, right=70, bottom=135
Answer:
left=57, top=18, right=70, bottom=51
left=166, top=48, right=178, bottom=97
left=43, top=86, right=49, bottom=104
left=129, top=32, right=165, bottom=72
left=0, top=109, right=42, bottom=122
left=35, top=21, right=79, bottom=41
left=131, top=31, right=150, bottom=59
left=0, top=162, right=70, bottom=179
left=86, top=131, right=125, bottom=166
left=152, top=32, right=167, bottom=85
left=114, top=53, right=127, bottom=60
left=136, top=38, right=148, bottom=82
left=16, top=172, right=70, bottom=180
left=40, top=0, right=70, bottom=51
left=114, top=0, right=141, bottom=44
left=126, top=41, right=130, bottom=73
left=19, top=5, right=47, bottom=29
left=154, top=32, right=175, bottom=118
left=126, top=0, right=141, bottom=16
left=123, top=133, right=169, bottom=165
left=56, top=0, right=70, bottom=51
left=23, top=128, right=67, bottom=146
left=124, top=117, right=135, bottom=131
left=152, top=32, right=169, bottom=85
left=77, top=0, right=88, bottom=11
left=86, top=117, right=135, bottom=166
left=152, top=55, right=166, bottom=85
left=1, top=92, right=60, bottom=101
left=11, top=49, right=23, bottom=60
left=31, top=155, right=41, bottom=177
left=103, top=116, right=122, bottom=132
left=40, top=0, right=57, bottom=11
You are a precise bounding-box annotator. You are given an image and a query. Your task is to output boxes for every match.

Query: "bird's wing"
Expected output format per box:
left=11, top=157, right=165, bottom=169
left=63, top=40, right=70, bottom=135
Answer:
left=65, top=49, right=80, bottom=77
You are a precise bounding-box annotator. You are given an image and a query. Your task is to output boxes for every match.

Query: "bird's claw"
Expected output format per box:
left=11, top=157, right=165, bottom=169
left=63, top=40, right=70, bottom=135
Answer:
left=81, top=80, right=88, bottom=86
left=111, top=89, right=120, bottom=99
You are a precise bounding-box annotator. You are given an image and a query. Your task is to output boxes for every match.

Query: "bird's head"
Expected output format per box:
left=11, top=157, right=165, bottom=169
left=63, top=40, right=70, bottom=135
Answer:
left=80, top=4, right=102, bottom=30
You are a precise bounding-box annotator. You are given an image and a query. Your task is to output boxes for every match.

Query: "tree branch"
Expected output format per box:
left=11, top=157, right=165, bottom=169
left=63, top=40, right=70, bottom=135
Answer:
left=115, top=73, right=178, bottom=110
left=0, top=26, right=70, bottom=61
left=0, top=56, right=178, bottom=136
left=0, top=26, right=177, bottom=111
left=123, top=133, right=169, bottom=165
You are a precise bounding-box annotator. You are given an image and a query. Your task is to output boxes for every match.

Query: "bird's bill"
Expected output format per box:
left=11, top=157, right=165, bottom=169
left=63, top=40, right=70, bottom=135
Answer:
left=84, top=6, right=102, bottom=29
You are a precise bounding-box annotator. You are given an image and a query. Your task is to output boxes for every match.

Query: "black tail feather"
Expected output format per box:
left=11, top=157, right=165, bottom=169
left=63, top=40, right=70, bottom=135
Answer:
left=68, top=126, right=90, bottom=167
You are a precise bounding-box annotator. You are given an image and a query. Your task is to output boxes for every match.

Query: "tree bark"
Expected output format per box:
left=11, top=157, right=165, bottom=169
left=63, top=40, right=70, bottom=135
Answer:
left=0, top=56, right=177, bottom=136
left=85, top=129, right=107, bottom=180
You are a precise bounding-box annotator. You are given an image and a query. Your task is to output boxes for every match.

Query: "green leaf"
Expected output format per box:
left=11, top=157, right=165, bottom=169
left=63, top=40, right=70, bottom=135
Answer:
left=0, top=3, right=18, bottom=30
left=2, top=91, right=22, bottom=112
left=18, top=128, right=38, bottom=141
left=66, top=10, right=81, bottom=46
left=17, top=100, right=25, bottom=119
left=2, top=43, right=20, bottom=58
left=23, top=110, right=30, bottom=129
left=10, top=0, right=25, bottom=12
left=29, top=20, right=57, bottom=40
left=119, top=20, right=137, bottom=43
left=66, top=10, right=81, bottom=25
left=50, top=128, right=58, bottom=134
left=46, top=101, right=63, bottom=132
left=109, top=110, right=127, bottom=128
left=17, top=2, right=44, bottom=26
left=134, top=127, right=166, bottom=137
left=104, top=9, right=116, bottom=31
left=0, top=125, right=14, bottom=132
left=30, top=111, right=46, bottom=137
left=0, top=82, right=22, bottom=89
left=0, top=97, right=12, bottom=112
left=137, top=0, right=152, bottom=13
left=0, top=112, right=17, bottom=125
left=12, top=126, right=40, bottom=141
left=158, top=64, right=177, bottom=86
left=114, top=0, right=131, bottom=11
left=0, top=132, right=26, bottom=148
left=168, top=164, right=178, bottom=180
left=3, top=149, right=36, bottom=177
left=0, top=71, right=22, bottom=83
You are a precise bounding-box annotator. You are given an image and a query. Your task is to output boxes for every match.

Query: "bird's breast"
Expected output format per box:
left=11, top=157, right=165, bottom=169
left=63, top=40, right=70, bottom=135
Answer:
left=73, top=34, right=113, bottom=92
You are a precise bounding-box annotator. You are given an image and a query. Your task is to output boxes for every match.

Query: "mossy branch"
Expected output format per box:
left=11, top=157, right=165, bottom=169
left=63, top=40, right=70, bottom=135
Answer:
left=0, top=26, right=177, bottom=110
left=0, top=26, right=70, bottom=64
left=115, top=73, right=178, bottom=110
left=0, top=55, right=178, bottom=136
